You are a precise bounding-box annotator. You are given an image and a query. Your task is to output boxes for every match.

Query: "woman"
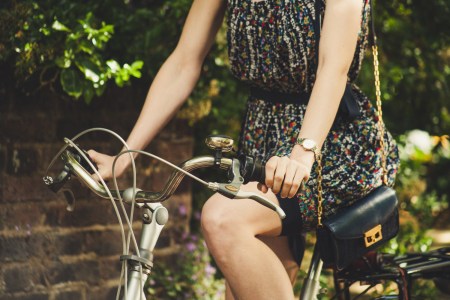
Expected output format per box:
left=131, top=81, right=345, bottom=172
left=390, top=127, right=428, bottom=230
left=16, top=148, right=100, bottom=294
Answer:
left=89, top=0, right=400, bottom=298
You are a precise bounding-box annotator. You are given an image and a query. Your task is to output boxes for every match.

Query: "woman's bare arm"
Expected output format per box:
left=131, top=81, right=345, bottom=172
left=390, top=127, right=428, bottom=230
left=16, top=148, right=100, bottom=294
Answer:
left=297, top=0, right=363, bottom=146
left=89, top=0, right=226, bottom=179
left=126, top=0, right=226, bottom=152
left=266, top=0, right=364, bottom=198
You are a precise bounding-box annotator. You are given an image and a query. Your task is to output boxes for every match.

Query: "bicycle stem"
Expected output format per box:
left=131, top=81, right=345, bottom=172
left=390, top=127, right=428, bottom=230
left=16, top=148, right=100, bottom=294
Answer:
left=122, top=202, right=168, bottom=300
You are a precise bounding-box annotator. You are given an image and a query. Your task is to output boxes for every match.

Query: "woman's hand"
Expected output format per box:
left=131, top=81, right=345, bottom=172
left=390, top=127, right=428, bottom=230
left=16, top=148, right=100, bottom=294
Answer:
left=259, top=145, right=315, bottom=198
left=87, top=150, right=131, bottom=181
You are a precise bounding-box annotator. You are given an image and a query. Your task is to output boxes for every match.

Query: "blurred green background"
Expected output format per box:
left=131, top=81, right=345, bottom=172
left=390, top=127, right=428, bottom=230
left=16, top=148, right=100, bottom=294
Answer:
left=1, top=0, right=448, bottom=298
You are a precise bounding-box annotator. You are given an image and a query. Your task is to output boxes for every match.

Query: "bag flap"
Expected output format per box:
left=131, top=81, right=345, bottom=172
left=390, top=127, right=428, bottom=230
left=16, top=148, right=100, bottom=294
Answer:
left=323, top=186, right=398, bottom=239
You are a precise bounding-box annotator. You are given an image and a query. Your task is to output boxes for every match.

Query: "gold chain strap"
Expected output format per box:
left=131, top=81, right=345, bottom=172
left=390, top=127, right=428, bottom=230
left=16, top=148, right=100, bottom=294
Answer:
left=316, top=153, right=324, bottom=227
left=315, top=45, right=388, bottom=227
left=372, top=44, right=388, bottom=185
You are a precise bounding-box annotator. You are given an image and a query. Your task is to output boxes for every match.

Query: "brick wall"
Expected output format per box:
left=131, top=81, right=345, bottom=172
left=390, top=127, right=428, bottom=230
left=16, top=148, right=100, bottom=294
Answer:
left=0, top=85, right=194, bottom=299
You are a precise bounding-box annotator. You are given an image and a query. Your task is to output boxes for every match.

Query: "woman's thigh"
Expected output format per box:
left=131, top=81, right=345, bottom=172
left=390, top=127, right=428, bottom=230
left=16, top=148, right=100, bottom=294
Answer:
left=201, top=181, right=283, bottom=237
left=224, top=235, right=299, bottom=299
left=259, top=235, right=299, bottom=283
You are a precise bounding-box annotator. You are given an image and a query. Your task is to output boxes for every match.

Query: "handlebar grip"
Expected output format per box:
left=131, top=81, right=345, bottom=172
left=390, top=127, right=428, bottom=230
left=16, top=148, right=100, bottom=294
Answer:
left=238, top=155, right=266, bottom=185
left=252, top=159, right=266, bottom=185
left=67, top=147, right=98, bottom=174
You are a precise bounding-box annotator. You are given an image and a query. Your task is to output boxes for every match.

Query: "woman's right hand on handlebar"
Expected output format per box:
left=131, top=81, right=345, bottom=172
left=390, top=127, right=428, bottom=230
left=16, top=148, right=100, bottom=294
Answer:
left=87, top=149, right=130, bottom=181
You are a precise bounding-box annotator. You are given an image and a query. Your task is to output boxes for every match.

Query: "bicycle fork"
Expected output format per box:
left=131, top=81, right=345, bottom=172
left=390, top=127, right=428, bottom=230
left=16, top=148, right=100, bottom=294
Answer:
left=122, top=202, right=169, bottom=300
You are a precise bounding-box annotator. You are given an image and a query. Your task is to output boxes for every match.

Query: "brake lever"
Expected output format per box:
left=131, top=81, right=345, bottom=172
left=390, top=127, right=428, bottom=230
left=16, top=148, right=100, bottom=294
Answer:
left=61, top=189, right=76, bottom=212
left=234, top=190, right=286, bottom=219
left=207, top=183, right=286, bottom=220
left=207, top=158, right=286, bottom=220
left=43, top=165, right=71, bottom=193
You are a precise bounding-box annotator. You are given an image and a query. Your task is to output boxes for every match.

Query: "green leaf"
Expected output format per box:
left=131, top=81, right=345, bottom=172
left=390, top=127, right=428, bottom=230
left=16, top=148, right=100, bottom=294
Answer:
left=131, top=60, right=144, bottom=70
left=78, top=40, right=95, bottom=55
left=129, top=60, right=144, bottom=78
left=85, top=12, right=94, bottom=23
left=94, top=83, right=106, bottom=96
left=83, top=83, right=95, bottom=104
left=106, top=60, right=120, bottom=73
left=120, top=72, right=130, bottom=82
left=55, top=56, right=71, bottom=68
left=84, top=68, right=100, bottom=83
left=52, top=20, right=71, bottom=32
left=115, top=76, right=125, bottom=87
left=129, top=69, right=142, bottom=78
left=99, top=24, right=114, bottom=37
left=75, top=57, right=101, bottom=83
left=39, top=26, right=51, bottom=36
left=60, top=69, right=83, bottom=99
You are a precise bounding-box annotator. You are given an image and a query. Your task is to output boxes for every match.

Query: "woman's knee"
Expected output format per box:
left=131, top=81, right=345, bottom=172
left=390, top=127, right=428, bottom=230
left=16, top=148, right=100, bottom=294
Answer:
left=201, top=193, right=241, bottom=239
left=201, top=185, right=283, bottom=240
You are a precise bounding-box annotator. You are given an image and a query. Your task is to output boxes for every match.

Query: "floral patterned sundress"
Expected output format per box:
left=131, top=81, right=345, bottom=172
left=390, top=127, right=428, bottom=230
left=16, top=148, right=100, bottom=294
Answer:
left=227, top=0, right=400, bottom=231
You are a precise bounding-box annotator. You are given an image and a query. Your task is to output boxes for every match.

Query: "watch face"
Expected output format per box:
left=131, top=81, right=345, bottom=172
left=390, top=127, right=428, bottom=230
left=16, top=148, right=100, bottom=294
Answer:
left=303, top=139, right=316, bottom=150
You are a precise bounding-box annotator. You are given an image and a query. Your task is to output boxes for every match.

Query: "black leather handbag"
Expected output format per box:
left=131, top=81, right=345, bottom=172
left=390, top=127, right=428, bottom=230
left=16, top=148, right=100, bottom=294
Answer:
left=313, top=0, right=400, bottom=271
left=317, top=186, right=399, bottom=270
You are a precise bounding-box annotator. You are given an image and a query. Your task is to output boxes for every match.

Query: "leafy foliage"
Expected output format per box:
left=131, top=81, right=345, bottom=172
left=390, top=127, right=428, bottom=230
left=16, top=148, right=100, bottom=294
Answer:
left=0, top=1, right=146, bottom=102
left=147, top=230, right=225, bottom=299
left=53, top=12, right=144, bottom=102
left=357, top=0, right=450, bottom=135
left=397, top=130, right=449, bottom=226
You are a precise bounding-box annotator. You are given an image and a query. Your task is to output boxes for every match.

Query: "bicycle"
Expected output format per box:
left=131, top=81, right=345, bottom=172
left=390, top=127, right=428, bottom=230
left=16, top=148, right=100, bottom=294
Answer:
left=43, top=128, right=450, bottom=300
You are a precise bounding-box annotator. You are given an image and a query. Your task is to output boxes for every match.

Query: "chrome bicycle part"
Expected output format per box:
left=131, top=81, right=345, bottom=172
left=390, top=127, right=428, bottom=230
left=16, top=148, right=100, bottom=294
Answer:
left=301, top=244, right=324, bottom=300
left=61, top=149, right=232, bottom=203
left=122, top=203, right=168, bottom=300
left=206, top=184, right=286, bottom=220
left=205, top=134, right=234, bottom=152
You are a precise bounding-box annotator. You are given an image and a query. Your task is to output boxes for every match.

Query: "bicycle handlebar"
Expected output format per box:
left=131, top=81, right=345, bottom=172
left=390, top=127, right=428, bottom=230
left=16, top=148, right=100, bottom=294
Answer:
left=238, top=154, right=266, bottom=184
left=61, top=149, right=233, bottom=203
left=44, top=142, right=285, bottom=219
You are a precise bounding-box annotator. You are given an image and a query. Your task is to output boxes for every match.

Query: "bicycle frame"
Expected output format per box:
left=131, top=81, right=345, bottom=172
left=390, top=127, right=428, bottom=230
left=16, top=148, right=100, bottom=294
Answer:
left=301, top=244, right=324, bottom=300
left=121, top=202, right=168, bottom=300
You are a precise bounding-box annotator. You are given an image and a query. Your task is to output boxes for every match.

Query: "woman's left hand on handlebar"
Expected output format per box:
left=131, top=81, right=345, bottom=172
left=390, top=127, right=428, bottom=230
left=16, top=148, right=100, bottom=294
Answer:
left=87, top=150, right=130, bottom=181
left=259, top=145, right=315, bottom=198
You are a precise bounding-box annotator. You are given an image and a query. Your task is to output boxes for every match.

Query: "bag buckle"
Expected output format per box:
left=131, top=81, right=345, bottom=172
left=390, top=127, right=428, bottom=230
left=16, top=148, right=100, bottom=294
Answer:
left=364, top=224, right=382, bottom=247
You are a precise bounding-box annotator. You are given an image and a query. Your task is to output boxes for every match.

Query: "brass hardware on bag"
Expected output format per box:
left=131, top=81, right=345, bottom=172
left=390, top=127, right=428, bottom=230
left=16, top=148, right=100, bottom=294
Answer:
left=364, top=224, right=383, bottom=247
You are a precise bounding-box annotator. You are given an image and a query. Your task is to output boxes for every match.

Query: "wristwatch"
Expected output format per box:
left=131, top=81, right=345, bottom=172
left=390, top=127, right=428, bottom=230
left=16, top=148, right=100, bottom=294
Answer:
left=296, top=137, right=321, bottom=159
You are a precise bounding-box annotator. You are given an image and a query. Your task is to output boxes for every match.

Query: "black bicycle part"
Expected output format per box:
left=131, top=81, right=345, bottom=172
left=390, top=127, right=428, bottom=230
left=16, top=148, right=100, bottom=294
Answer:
left=332, top=247, right=450, bottom=300
left=44, top=146, right=98, bottom=193
left=238, top=154, right=266, bottom=185
left=434, top=277, right=450, bottom=295
left=45, top=164, right=72, bottom=193
left=66, top=146, right=98, bottom=174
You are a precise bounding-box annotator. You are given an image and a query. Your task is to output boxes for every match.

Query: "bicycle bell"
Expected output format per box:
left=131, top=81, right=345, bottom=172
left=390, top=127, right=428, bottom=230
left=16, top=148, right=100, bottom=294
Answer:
left=205, top=134, right=234, bottom=152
